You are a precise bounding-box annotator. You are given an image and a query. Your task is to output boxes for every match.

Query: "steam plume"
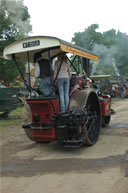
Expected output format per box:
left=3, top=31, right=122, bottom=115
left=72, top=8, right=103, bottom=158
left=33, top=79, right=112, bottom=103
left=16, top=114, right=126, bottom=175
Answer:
left=91, top=44, right=120, bottom=76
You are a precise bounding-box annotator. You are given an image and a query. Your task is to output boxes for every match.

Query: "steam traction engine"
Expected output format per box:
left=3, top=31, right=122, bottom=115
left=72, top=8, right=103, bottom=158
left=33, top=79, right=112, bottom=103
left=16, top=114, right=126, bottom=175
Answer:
left=3, top=36, right=112, bottom=147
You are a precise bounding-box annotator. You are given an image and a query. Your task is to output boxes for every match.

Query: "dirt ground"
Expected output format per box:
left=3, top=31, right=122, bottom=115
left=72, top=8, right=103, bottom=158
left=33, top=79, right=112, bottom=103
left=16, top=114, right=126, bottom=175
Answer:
left=0, top=99, right=128, bottom=193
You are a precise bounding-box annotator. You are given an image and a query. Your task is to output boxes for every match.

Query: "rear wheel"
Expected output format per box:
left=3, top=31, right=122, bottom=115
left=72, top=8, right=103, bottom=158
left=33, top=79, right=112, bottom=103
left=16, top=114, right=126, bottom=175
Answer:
left=24, top=128, right=34, bottom=141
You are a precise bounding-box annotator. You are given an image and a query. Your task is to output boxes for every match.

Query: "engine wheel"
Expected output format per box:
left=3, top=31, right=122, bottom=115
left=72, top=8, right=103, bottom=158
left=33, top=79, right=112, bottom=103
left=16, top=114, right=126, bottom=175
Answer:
left=24, top=128, right=34, bottom=141
left=82, top=112, right=101, bottom=145
left=83, top=104, right=101, bottom=146
left=82, top=94, right=101, bottom=146
left=69, top=89, right=102, bottom=146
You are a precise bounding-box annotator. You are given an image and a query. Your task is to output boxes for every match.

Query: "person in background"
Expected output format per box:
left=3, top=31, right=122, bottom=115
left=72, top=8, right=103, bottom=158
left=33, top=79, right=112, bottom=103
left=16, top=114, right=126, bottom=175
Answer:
left=120, top=84, right=125, bottom=99
left=112, top=84, right=116, bottom=97
left=54, top=53, right=72, bottom=112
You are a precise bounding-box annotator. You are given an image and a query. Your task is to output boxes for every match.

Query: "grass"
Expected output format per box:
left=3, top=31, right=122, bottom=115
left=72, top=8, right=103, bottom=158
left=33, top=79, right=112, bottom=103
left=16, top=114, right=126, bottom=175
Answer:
left=10, top=106, right=24, bottom=116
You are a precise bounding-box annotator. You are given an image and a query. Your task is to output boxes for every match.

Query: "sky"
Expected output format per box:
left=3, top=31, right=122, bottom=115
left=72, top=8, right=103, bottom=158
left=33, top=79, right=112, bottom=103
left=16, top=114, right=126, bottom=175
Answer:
left=24, top=0, right=128, bottom=42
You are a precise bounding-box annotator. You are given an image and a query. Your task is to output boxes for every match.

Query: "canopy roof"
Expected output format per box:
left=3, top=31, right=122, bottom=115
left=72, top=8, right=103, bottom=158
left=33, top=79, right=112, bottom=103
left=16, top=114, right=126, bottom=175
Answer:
left=3, top=36, right=98, bottom=63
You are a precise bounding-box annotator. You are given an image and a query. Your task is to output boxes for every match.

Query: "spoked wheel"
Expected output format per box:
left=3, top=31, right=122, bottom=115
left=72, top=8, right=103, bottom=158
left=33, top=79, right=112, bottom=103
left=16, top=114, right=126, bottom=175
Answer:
left=82, top=95, right=101, bottom=146
left=102, top=115, right=111, bottom=127
left=82, top=110, right=101, bottom=145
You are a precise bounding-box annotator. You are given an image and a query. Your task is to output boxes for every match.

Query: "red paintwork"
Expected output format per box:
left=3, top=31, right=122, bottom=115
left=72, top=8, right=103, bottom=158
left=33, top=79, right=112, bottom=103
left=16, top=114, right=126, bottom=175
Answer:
left=101, top=95, right=111, bottom=116
left=27, top=98, right=59, bottom=141
left=32, top=129, right=56, bottom=141
left=26, top=77, right=82, bottom=142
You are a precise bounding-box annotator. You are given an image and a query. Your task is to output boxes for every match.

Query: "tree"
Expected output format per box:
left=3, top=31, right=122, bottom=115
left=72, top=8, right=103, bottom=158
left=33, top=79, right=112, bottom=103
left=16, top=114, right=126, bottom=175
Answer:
left=72, top=24, right=103, bottom=75
left=72, top=24, right=103, bottom=50
left=0, top=0, right=32, bottom=85
left=102, top=29, right=118, bottom=48
left=72, top=24, right=128, bottom=77
left=116, top=31, right=128, bottom=77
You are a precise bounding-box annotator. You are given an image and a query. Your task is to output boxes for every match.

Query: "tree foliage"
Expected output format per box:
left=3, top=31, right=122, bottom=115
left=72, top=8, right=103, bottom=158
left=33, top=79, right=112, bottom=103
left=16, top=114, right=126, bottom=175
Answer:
left=72, top=24, right=128, bottom=77
left=0, top=0, right=32, bottom=85
left=72, top=24, right=103, bottom=50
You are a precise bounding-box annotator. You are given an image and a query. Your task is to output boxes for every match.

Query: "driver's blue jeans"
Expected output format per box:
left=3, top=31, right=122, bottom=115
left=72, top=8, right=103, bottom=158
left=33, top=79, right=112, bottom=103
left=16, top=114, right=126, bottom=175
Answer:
left=57, top=78, right=70, bottom=112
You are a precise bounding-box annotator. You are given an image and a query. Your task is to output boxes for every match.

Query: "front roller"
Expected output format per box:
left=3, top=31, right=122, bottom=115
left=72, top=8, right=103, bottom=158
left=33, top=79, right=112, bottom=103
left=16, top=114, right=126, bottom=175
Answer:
left=53, top=88, right=102, bottom=147
left=70, top=88, right=102, bottom=146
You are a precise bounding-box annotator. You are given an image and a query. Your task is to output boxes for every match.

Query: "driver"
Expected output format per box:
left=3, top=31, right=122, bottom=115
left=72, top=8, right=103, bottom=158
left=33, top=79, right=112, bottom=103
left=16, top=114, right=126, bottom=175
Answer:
left=54, top=53, right=71, bottom=112
left=35, top=58, right=53, bottom=96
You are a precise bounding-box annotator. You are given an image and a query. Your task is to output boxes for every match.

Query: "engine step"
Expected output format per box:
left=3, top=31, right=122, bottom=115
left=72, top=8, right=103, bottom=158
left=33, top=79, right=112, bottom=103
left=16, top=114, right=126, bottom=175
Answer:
left=62, top=139, right=84, bottom=147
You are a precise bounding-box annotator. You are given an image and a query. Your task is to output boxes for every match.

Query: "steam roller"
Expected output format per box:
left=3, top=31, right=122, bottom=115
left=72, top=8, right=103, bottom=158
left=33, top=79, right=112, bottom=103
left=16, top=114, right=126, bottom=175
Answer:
left=3, top=35, right=113, bottom=148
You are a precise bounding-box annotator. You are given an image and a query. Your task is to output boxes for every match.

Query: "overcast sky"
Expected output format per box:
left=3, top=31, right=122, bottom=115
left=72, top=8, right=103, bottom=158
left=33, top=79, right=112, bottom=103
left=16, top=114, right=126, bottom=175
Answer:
left=24, top=0, right=128, bottom=42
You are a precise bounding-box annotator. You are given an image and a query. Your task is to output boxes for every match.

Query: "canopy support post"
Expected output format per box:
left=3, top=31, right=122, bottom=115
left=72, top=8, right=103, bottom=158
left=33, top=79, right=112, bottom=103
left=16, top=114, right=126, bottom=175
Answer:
left=27, top=51, right=31, bottom=95
left=12, top=54, right=31, bottom=93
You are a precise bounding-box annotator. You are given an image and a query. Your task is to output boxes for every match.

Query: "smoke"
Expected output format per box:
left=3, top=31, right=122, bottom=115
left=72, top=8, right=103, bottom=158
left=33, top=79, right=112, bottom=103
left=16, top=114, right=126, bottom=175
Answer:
left=91, top=44, right=120, bottom=76
left=2, top=0, right=32, bottom=34
left=112, top=58, right=120, bottom=76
